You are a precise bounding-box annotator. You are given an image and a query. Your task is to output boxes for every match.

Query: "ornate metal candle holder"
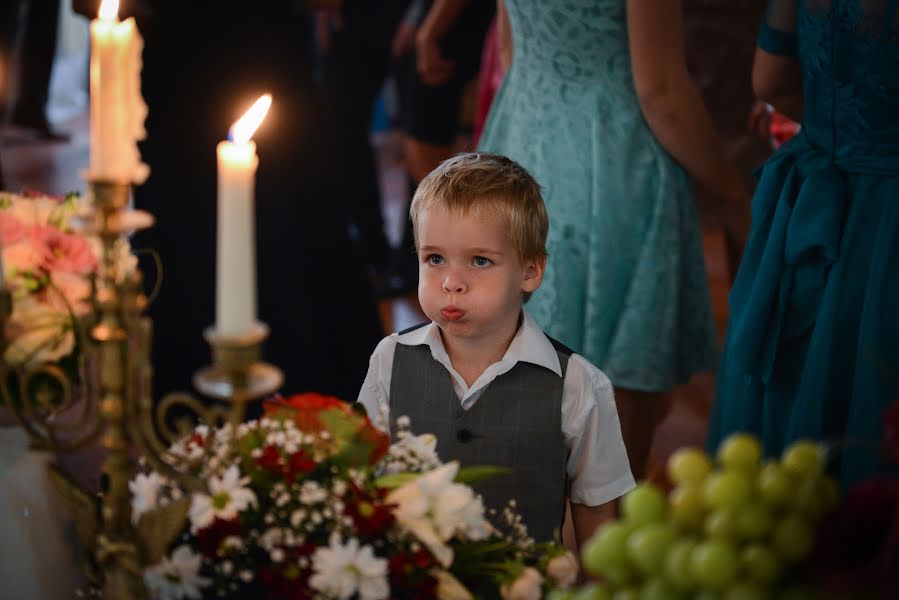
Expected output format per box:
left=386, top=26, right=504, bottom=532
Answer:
left=0, top=180, right=282, bottom=598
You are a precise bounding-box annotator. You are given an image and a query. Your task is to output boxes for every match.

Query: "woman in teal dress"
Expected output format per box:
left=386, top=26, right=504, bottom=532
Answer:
left=478, top=0, right=748, bottom=477
left=708, top=1, right=899, bottom=488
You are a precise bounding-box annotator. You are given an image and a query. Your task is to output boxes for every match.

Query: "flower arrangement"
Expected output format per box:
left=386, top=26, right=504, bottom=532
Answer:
left=132, top=393, right=576, bottom=600
left=0, top=190, right=135, bottom=373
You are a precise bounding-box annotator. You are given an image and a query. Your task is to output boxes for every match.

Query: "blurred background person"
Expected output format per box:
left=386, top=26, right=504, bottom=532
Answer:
left=478, top=0, right=749, bottom=479
left=708, top=0, right=899, bottom=488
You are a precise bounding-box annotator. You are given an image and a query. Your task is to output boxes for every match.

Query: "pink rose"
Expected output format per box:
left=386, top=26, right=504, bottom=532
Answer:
left=0, top=213, right=27, bottom=245
left=31, top=225, right=97, bottom=275
left=2, top=239, right=47, bottom=277
left=47, top=271, right=92, bottom=316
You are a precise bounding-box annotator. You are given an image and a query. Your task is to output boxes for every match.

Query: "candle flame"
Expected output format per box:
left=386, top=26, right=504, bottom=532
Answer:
left=229, top=94, right=272, bottom=144
left=99, top=0, right=119, bottom=21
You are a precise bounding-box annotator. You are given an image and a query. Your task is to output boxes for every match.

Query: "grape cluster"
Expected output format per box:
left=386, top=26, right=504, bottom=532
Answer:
left=570, top=434, right=839, bottom=599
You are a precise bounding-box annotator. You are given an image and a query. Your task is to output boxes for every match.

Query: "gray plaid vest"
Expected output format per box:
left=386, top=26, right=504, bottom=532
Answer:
left=388, top=329, right=570, bottom=542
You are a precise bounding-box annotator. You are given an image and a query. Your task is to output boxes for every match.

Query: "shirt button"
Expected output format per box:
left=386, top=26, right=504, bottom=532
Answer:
left=456, top=429, right=473, bottom=443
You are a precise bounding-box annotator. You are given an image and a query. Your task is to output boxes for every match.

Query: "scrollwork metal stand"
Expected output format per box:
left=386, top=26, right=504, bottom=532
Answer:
left=0, top=180, right=283, bottom=598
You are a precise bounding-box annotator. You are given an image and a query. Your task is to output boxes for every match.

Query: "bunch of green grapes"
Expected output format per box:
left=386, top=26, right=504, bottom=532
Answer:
left=565, top=434, right=839, bottom=600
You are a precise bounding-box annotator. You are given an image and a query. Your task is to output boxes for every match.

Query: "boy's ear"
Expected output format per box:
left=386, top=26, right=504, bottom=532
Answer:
left=521, top=256, right=546, bottom=294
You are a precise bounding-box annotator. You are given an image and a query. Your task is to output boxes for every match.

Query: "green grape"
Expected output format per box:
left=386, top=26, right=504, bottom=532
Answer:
left=704, top=508, right=739, bottom=540
left=571, top=583, right=612, bottom=600
left=777, top=585, right=815, bottom=600
left=663, top=538, right=697, bottom=591
left=610, top=588, right=640, bottom=600
left=717, top=433, right=762, bottom=473
left=794, top=474, right=840, bottom=520
left=601, top=560, right=635, bottom=588
left=772, top=514, right=814, bottom=562
left=667, top=447, right=713, bottom=485
left=669, top=484, right=706, bottom=531
left=625, top=523, right=677, bottom=576
left=621, top=483, right=666, bottom=526
left=781, top=441, right=824, bottom=478
left=722, top=581, right=766, bottom=600
left=582, top=522, right=631, bottom=576
left=547, top=590, right=576, bottom=600
left=739, top=544, right=781, bottom=585
left=817, top=474, right=840, bottom=514
left=641, top=578, right=684, bottom=600
left=689, top=540, right=739, bottom=590
left=702, top=471, right=752, bottom=509
left=756, top=463, right=793, bottom=508
left=735, top=504, right=773, bottom=540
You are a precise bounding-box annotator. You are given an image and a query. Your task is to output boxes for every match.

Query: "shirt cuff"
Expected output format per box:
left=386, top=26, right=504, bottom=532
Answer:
left=570, top=472, right=636, bottom=507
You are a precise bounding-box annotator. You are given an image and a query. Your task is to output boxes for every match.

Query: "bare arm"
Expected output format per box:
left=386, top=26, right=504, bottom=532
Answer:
left=571, top=501, right=615, bottom=551
left=752, top=47, right=803, bottom=122
left=627, top=0, right=748, bottom=206
left=418, top=0, right=471, bottom=42
left=415, top=0, right=472, bottom=85
left=497, top=0, right=513, bottom=72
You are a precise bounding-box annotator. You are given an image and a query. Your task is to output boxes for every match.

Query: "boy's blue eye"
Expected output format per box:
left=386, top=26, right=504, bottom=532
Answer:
left=473, top=256, right=492, bottom=267
left=427, top=254, right=444, bottom=265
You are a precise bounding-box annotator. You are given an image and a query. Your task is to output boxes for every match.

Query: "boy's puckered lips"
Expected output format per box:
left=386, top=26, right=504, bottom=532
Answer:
left=441, top=307, right=465, bottom=321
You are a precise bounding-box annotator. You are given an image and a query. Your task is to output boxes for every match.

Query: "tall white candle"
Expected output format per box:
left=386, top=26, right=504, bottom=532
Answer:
left=88, top=0, right=149, bottom=183
left=215, top=95, right=272, bottom=337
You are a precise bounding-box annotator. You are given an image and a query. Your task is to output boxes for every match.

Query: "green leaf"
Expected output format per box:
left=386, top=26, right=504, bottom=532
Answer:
left=319, top=408, right=358, bottom=438
left=136, top=496, right=191, bottom=565
left=374, top=472, right=419, bottom=489
left=320, top=408, right=377, bottom=467
left=454, top=465, right=511, bottom=485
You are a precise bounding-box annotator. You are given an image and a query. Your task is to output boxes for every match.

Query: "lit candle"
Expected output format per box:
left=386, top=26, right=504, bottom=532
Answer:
left=88, top=0, right=149, bottom=183
left=216, top=94, right=272, bottom=337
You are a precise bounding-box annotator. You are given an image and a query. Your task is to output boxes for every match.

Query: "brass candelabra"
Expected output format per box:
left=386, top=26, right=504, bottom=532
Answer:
left=0, top=180, right=283, bottom=598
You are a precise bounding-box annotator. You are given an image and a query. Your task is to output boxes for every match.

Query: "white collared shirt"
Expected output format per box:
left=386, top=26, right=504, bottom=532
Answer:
left=357, top=311, right=635, bottom=506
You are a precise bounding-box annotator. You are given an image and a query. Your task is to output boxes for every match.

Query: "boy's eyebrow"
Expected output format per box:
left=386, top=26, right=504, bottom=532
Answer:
left=419, top=245, right=504, bottom=256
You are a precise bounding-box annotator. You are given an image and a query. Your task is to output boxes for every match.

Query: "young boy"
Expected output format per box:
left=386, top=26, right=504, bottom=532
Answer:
left=357, top=153, right=634, bottom=547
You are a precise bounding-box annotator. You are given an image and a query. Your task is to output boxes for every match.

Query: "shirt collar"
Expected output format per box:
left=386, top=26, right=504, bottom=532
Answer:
left=395, top=310, right=562, bottom=377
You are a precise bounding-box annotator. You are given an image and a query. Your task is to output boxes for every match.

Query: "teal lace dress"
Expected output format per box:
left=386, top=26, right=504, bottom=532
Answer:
left=479, top=1, right=718, bottom=392
left=708, top=0, right=899, bottom=487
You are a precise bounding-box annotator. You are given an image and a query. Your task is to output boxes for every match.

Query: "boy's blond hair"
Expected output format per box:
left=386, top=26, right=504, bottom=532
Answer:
left=409, top=153, right=549, bottom=263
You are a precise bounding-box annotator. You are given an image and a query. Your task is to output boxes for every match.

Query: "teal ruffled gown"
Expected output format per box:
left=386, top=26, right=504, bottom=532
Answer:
left=708, top=0, right=899, bottom=487
left=479, top=0, right=718, bottom=392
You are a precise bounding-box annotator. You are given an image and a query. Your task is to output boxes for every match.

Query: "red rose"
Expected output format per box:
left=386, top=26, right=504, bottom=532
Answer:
left=263, top=393, right=349, bottom=433
left=388, top=550, right=439, bottom=599
left=196, top=517, right=243, bottom=558
left=286, top=449, right=317, bottom=482
left=255, top=444, right=282, bottom=474
left=344, top=485, right=396, bottom=537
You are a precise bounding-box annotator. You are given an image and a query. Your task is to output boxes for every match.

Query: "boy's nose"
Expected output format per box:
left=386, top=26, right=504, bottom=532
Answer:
left=442, top=273, right=467, bottom=294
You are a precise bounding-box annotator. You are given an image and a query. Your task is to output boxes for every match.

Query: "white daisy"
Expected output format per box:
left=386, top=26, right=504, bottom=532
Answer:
left=309, top=536, right=389, bottom=600
left=129, top=471, right=166, bottom=524
left=143, top=545, right=211, bottom=600
left=188, top=465, right=257, bottom=532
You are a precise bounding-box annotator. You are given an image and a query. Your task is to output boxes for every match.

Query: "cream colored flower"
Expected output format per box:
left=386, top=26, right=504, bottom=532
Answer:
left=387, top=462, right=491, bottom=567
left=546, top=551, right=578, bottom=588
left=500, top=567, right=543, bottom=600
left=3, top=298, right=74, bottom=367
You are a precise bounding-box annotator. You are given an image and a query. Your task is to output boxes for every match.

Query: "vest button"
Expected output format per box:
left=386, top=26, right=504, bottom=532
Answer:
left=456, top=428, right=473, bottom=443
